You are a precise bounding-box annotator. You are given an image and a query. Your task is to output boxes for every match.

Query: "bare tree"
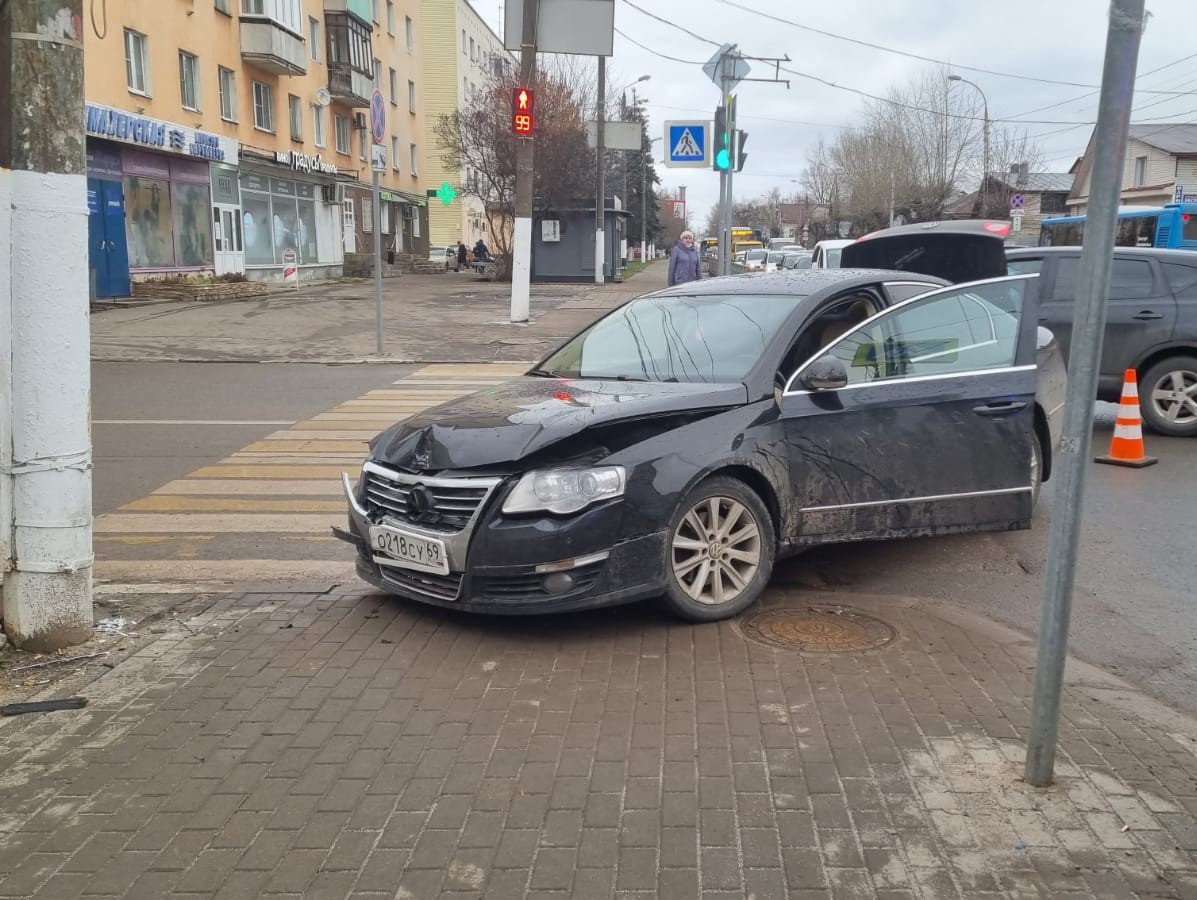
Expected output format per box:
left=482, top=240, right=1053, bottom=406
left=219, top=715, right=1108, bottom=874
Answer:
left=434, top=63, right=591, bottom=278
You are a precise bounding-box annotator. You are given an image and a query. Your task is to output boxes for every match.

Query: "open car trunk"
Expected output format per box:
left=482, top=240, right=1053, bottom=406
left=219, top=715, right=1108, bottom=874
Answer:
left=840, top=220, right=1012, bottom=285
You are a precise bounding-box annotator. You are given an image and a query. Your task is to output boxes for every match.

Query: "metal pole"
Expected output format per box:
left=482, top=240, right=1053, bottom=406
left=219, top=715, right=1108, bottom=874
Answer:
left=1, top=0, right=95, bottom=650
left=373, top=168, right=382, bottom=355
left=641, top=150, right=647, bottom=264
left=510, top=0, right=538, bottom=322
left=720, top=56, right=735, bottom=277
left=982, top=96, right=990, bottom=217
left=595, top=56, right=606, bottom=284
left=1024, top=0, right=1146, bottom=788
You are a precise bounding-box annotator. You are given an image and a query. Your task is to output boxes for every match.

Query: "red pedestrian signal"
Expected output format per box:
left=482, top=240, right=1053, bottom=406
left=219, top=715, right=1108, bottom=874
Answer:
left=513, top=87, right=535, bottom=135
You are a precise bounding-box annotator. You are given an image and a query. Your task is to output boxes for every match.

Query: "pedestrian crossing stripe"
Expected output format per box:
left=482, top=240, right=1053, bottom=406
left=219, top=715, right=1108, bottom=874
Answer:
left=95, top=363, right=532, bottom=585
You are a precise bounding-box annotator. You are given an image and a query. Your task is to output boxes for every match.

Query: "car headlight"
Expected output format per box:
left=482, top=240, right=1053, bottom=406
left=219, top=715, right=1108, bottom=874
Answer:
left=502, top=466, right=626, bottom=515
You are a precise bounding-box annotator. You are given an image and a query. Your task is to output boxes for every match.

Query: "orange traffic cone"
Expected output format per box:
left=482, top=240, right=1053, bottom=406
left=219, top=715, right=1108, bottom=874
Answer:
left=1095, top=369, right=1158, bottom=468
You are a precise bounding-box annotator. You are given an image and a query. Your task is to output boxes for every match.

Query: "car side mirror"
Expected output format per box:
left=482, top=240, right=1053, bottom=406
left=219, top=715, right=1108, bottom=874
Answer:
left=801, top=355, right=849, bottom=391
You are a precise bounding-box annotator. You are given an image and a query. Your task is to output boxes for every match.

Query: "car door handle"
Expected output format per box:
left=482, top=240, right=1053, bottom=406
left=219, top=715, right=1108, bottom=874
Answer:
left=1132, top=311, right=1164, bottom=320
left=973, top=401, right=1027, bottom=417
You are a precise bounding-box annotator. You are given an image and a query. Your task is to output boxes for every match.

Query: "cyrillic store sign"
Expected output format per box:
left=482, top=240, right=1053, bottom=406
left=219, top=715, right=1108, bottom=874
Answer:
left=85, top=103, right=239, bottom=165
left=275, top=150, right=339, bottom=176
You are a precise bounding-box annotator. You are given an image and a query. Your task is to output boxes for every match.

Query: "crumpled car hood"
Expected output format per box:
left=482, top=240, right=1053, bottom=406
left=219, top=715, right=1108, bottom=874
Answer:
left=369, top=377, right=748, bottom=470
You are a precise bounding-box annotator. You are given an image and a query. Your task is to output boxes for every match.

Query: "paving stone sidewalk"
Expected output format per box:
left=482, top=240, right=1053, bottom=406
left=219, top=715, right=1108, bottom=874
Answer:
left=0, top=583, right=1195, bottom=899
left=88, top=264, right=668, bottom=365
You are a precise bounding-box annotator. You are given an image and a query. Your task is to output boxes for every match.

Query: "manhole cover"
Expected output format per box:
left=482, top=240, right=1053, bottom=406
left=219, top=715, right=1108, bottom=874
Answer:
left=740, top=606, right=895, bottom=653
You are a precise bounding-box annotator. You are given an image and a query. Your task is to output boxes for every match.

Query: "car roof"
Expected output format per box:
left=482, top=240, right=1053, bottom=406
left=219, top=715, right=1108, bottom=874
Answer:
left=648, top=268, right=946, bottom=298
left=1006, top=245, right=1197, bottom=263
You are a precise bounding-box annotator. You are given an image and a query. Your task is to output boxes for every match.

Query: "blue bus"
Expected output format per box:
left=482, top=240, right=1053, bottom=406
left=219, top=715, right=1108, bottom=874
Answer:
left=1039, top=202, right=1197, bottom=249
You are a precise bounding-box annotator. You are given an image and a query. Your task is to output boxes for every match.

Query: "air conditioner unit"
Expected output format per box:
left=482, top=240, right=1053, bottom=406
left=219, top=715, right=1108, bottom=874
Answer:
left=321, top=183, right=346, bottom=204
left=353, top=112, right=367, bottom=131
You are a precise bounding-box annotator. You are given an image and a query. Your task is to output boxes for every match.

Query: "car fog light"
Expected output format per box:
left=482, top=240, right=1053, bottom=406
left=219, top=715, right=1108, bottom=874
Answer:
left=542, top=573, right=575, bottom=595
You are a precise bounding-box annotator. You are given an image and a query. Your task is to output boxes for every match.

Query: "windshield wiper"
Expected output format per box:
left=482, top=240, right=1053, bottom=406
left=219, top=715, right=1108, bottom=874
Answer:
left=527, top=368, right=563, bottom=378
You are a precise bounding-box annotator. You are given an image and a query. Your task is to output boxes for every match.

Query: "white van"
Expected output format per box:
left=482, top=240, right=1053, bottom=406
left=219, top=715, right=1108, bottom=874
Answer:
left=810, top=239, right=854, bottom=269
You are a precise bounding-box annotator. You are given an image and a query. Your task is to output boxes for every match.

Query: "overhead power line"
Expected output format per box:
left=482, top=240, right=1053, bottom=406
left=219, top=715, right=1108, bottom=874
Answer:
left=614, top=27, right=705, bottom=65
left=711, top=0, right=1194, bottom=95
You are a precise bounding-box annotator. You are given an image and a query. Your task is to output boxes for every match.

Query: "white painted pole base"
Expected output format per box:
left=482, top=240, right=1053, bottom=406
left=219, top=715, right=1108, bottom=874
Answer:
left=3, top=170, right=94, bottom=651
left=594, top=229, right=605, bottom=284
left=510, top=216, right=532, bottom=323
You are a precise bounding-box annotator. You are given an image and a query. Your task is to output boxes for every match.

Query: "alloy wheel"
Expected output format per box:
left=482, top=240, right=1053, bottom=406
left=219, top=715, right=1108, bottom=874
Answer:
left=671, top=496, right=762, bottom=606
left=1150, top=368, right=1197, bottom=426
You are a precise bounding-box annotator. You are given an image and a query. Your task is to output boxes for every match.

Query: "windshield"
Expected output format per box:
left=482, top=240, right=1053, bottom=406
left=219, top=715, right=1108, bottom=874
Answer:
left=537, top=293, right=804, bottom=383
left=746, top=249, right=767, bottom=261
left=767, top=252, right=785, bottom=263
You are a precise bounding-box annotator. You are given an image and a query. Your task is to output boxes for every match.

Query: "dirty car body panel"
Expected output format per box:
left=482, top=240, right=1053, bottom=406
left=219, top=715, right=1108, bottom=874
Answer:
left=337, top=231, right=1062, bottom=618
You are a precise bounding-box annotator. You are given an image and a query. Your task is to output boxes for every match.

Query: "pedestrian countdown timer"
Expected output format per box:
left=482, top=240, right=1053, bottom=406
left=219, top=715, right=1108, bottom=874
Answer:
left=513, top=88, right=535, bottom=136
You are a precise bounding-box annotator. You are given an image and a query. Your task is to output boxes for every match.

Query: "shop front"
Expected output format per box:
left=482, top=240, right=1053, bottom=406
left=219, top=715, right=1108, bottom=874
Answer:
left=238, top=149, right=345, bottom=282
left=84, top=102, right=239, bottom=297
left=344, top=184, right=430, bottom=261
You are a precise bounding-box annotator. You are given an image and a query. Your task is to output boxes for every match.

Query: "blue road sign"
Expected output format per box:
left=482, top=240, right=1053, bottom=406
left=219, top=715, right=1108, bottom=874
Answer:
left=665, top=121, right=709, bottom=168
left=370, top=89, right=386, bottom=145
left=1011, top=193, right=1025, bottom=209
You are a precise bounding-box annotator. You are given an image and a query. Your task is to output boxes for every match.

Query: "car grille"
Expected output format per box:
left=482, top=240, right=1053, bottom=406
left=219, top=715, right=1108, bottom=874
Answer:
left=363, top=471, right=492, bottom=534
left=381, top=567, right=464, bottom=603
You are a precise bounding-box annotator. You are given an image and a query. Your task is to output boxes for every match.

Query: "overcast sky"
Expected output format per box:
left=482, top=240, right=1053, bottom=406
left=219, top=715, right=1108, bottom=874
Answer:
left=467, top=1, right=1196, bottom=228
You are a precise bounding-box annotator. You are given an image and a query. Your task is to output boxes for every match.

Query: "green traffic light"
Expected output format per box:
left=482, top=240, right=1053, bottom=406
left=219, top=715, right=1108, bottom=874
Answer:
left=715, top=149, right=731, bottom=170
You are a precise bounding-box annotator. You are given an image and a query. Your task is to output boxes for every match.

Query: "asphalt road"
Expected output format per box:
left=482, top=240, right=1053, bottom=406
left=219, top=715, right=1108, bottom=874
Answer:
left=92, top=363, right=1195, bottom=712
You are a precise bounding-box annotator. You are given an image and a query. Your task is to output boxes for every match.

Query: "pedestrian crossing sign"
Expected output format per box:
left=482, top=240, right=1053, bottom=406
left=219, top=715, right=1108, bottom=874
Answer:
left=664, top=121, right=710, bottom=168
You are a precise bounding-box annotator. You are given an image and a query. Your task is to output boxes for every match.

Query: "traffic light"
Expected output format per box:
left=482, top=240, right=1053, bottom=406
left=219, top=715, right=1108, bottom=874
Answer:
left=512, top=87, right=535, bottom=136
left=734, top=130, right=749, bottom=172
left=713, top=106, right=731, bottom=171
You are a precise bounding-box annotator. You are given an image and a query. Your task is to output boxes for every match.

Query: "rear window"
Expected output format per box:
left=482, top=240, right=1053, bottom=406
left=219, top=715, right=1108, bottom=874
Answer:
left=1053, top=256, right=1154, bottom=300
left=1007, top=257, right=1043, bottom=276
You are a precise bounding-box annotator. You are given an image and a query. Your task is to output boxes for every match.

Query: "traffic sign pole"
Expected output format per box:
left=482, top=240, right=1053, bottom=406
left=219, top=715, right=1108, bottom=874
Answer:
left=370, top=89, right=385, bottom=355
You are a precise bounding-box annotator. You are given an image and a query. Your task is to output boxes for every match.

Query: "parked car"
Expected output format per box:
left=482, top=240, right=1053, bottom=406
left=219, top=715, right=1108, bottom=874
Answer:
left=764, top=250, right=787, bottom=272
left=811, top=239, right=855, bottom=269
left=1006, top=245, right=1197, bottom=436
left=782, top=251, right=813, bottom=270
left=742, top=248, right=767, bottom=271
left=336, top=220, right=1065, bottom=622
left=429, top=246, right=457, bottom=270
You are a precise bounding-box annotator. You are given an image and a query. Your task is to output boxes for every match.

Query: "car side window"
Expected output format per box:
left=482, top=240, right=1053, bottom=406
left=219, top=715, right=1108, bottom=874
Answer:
left=1007, top=258, right=1043, bottom=276
left=1163, top=262, right=1197, bottom=298
left=1054, top=255, right=1154, bottom=300
left=815, top=281, right=1026, bottom=387
left=884, top=282, right=935, bottom=305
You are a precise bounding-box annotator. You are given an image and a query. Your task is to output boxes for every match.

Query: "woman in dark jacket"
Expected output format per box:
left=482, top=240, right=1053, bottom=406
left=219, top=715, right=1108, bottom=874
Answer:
left=456, top=242, right=468, bottom=271
left=667, top=231, right=702, bottom=287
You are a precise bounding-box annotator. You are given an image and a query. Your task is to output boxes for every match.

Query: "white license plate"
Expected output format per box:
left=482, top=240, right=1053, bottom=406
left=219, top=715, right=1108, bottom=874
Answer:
left=369, top=524, right=449, bottom=575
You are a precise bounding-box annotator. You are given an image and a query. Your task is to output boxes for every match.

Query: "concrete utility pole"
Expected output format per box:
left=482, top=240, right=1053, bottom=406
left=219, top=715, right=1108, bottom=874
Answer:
left=0, top=0, right=94, bottom=650
left=594, top=56, right=606, bottom=284
left=1024, top=0, right=1147, bottom=788
left=949, top=74, right=990, bottom=216
left=510, top=0, right=539, bottom=322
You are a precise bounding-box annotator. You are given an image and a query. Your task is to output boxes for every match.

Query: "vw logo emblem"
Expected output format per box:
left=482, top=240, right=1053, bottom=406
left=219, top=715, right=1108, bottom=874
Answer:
left=407, top=485, right=437, bottom=517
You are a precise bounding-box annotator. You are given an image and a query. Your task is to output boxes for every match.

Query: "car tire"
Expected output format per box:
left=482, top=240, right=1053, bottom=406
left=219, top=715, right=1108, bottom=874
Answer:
left=1140, top=356, right=1197, bottom=437
left=1030, top=429, right=1043, bottom=509
left=661, top=476, right=775, bottom=623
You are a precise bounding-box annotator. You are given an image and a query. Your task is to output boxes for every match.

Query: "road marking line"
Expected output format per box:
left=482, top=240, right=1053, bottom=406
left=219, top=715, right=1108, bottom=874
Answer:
left=95, top=535, right=216, bottom=545
left=120, top=496, right=345, bottom=513
left=92, top=419, right=298, bottom=426
left=189, top=465, right=347, bottom=479
left=151, top=479, right=344, bottom=495
left=261, top=431, right=378, bottom=441
left=295, top=419, right=399, bottom=430
left=95, top=513, right=336, bottom=533
left=242, top=440, right=369, bottom=453
left=95, top=560, right=356, bottom=582
left=224, top=455, right=363, bottom=466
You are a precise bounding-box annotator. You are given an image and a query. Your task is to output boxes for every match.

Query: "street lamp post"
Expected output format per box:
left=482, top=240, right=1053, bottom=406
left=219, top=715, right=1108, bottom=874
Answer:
left=949, top=74, right=990, bottom=218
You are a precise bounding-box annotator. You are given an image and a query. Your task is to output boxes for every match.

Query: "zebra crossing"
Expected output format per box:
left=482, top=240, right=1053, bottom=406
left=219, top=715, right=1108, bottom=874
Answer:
left=94, top=363, right=530, bottom=589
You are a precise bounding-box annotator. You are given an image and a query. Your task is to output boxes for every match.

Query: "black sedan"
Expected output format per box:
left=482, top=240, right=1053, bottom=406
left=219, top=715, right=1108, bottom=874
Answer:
left=336, top=223, right=1067, bottom=621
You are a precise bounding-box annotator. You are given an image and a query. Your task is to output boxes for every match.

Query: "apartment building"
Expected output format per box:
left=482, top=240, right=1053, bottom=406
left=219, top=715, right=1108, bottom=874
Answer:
left=83, top=0, right=427, bottom=295
left=421, top=0, right=515, bottom=251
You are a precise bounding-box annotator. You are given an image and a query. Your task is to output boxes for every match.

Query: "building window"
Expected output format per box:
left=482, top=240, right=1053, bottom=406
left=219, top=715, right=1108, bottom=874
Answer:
left=469, top=37, right=475, bottom=62
left=124, top=29, right=149, bottom=95
left=1134, top=156, right=1147, bottom=187
left=462, top=29, right=466, bottom=54
left=1040, top=192, right=1067, bottom=215
left=463, top=76, right=468, bottom=99
left=372, top=0, right=380, bottom=23
left=412, top=205, right=420, bottom=238
left=179, top=51, right=199, bottom=111
left=389, top=67, right=398, bottom=105
left=218, top=66, right=237, bottom=121
left=410, top=143, right=418, bottom=176
left=314, top=105, right=327, bottom=147
left=359, top=128, right=367, bottom=162
left=406, top=16, right=414, bottom=51
left=391, top=137, right=400, bottom=170
left=309, top=17, right=320, bottom=61
left=252, top=80, right=275, bottom=132
left=408, top=80, right=416, bottom=114
left=373, top=57, right=381, bottom=90
left=387, top=0, right=396, bottom=34
left=242, top=0, right=302, bottom=34
left=288, top=94, right=302, bottom=141
left=215, top=0, right=231, bottom=14
left=334, top=114, right=350, bottom=155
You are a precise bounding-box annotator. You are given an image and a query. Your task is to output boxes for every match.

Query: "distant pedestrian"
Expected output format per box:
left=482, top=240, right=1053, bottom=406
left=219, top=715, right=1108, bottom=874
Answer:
left=456, top=241, right=468, bottom=272
left=473, top=238, right=491, bottom=262
left=668, top=231, right=702, bottom=287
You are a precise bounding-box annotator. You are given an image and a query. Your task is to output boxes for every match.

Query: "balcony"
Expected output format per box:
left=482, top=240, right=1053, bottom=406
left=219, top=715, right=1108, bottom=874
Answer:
left=323, top=0, right=373, bottom=22
left=325, top=11, right=373, bottom=107
left=240, top=17, right=307, bottom=76
left=328, top=64, right=372, bottom=108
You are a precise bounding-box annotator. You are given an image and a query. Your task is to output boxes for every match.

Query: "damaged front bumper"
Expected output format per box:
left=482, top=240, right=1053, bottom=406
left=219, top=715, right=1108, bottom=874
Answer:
left=335, top=468, right=668, bottom=615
